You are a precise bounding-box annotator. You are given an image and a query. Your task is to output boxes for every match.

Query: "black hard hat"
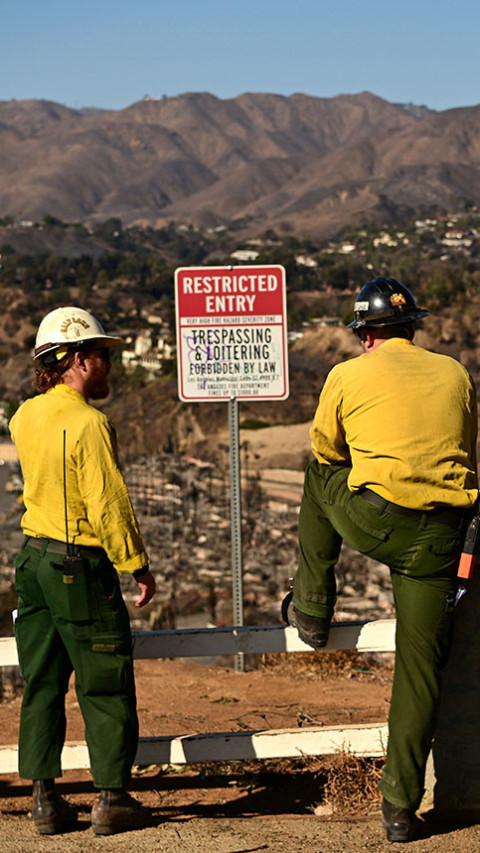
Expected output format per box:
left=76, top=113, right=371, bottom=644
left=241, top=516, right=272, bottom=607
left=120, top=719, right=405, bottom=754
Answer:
left=347, top=277, right=429, bottom=331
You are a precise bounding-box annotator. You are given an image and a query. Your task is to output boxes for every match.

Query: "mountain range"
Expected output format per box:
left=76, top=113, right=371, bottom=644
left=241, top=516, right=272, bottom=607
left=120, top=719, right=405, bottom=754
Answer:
left=2, top=91, right=480, bottom=236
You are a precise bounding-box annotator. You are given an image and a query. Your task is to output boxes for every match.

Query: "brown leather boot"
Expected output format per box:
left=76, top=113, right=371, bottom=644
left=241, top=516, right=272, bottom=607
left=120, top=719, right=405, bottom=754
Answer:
left=32, top=779, right=77, bottom=835
left=91, top=789, right=150, bottom=835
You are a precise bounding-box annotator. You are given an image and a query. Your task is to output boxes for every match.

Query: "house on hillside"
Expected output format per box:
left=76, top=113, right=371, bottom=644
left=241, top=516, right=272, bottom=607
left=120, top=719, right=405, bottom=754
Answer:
left=295, top=254, right=318, bottom=267
left=121, top=331, right=174, bottom=378
left=441, top=230, right=473, bottom=249
left=230, top=249, right=260, bottom=262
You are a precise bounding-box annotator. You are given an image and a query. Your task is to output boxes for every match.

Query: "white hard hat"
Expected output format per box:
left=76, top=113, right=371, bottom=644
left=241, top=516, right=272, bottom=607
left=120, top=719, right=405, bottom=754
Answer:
left=34, top=306, right=123, bottom=361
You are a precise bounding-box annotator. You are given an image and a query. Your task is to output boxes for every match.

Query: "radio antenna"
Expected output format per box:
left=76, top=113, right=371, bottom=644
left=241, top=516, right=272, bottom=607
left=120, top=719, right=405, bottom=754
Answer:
left=63, top=430, right=71, bottom=555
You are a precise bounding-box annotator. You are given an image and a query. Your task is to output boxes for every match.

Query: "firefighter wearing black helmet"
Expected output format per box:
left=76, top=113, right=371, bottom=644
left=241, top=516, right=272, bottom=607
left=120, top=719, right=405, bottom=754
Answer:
left=284, top=278, right=478, bottom=842
left=347, top=277, right=430, bottom=329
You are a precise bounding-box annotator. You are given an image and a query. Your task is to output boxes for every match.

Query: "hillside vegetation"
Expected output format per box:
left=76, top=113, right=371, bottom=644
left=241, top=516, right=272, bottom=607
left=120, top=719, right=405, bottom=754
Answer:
left=1, top=209, right=480, bottom=459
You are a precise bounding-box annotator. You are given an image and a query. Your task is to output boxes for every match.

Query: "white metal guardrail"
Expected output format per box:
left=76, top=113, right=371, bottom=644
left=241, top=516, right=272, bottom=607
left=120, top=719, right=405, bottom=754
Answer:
left=0, top=620, right=395, bottom=774
left=0, top=620, right=396, bottom=666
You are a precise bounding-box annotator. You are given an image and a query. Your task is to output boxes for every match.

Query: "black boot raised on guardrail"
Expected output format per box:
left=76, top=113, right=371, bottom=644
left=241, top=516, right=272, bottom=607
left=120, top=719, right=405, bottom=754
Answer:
left=281, top=591, right=330, bottom=649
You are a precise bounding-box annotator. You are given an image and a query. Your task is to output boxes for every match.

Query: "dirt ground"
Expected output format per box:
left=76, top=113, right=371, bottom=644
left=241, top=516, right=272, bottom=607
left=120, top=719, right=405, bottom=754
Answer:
left=2, top=655, right=480, bottom=851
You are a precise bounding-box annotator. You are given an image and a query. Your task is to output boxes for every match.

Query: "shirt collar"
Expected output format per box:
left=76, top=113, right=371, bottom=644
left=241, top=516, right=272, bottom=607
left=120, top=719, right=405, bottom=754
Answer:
left=46, top=384, right=87, bottom=403
left=374, top=337, right=415, bottom=351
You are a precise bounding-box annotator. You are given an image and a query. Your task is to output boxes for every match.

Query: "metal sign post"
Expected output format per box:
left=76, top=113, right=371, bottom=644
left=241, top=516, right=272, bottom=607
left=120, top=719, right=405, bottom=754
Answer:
left=175, top=265, right=289, bottom=671
left=229, top=397, right=244, bottom=672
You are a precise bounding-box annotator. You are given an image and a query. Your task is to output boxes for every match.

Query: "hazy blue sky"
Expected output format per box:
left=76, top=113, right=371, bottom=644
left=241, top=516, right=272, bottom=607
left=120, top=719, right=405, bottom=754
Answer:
left=2, top=0, right=479, bottom=112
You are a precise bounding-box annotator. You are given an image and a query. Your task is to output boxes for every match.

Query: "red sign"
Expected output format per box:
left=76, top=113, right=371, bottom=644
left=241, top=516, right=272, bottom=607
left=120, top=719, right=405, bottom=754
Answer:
left=175, top=265, right=289, bottom=402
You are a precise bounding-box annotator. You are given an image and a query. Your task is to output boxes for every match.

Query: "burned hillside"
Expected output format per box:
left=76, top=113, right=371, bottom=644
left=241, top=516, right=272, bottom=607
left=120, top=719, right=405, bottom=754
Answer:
left=0, top=453, right=394, bottom=651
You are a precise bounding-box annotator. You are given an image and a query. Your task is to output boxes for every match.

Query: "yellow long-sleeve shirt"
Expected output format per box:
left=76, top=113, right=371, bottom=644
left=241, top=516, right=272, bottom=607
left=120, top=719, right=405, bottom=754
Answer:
left=10, top=384, right=148, bottom=573
left=310, top=337, right=478, bottom=510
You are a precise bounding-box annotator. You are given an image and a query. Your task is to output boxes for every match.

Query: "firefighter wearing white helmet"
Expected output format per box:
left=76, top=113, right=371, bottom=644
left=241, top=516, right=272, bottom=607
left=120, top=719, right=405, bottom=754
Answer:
left=10, top=306, right=155, bottom=836
left=34, top=306, right=123, bottom=363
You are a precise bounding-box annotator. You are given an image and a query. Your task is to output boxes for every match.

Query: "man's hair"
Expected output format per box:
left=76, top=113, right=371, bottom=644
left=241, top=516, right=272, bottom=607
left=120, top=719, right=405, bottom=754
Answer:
left=34, top=341, right=98, bottom=393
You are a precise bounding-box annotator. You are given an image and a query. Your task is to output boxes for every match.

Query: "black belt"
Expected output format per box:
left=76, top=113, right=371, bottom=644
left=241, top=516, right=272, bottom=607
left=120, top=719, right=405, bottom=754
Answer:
left=24, top=536, right=104, bottom=558
left=359, top=489, right=467, bottom=526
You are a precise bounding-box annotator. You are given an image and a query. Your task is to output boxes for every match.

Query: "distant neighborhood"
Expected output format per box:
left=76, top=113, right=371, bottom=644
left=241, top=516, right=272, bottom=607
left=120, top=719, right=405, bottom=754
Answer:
left=0, top=207, right=479, bottom=412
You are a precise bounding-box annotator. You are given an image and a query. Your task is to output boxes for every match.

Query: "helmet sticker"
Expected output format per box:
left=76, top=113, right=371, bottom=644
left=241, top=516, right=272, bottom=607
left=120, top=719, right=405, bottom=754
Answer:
left=354, top=301, right=369, bottom=311
left=60, top=315, right=91, bottom=339
left=390, top=293, right=407, bottom=307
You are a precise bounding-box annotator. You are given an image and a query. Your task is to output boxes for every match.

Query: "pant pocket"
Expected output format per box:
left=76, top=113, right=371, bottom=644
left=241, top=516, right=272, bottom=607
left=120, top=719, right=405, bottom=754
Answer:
left=78, top=633, right=132, bottom=696
left=63, top=573, right=90, bottom=622
left=13, top=615, right=28, bottom=680
left=318, top=464, right=350, bottom=506
left=433, top=593, right=456, bottom=669
left=344, top=495, right=393, bottom=554
left=14, top=552, right=30, bottom=573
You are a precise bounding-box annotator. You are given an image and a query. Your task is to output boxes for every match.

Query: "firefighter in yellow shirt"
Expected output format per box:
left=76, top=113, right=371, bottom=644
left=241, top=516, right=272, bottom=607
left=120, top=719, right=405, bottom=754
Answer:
left=284, top=278, right=478, bottom=843
left=10, top=307, right=156, bottom=836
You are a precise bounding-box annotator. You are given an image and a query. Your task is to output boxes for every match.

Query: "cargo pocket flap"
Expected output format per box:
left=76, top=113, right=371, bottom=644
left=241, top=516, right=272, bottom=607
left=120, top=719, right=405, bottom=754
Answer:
left=14, top=554, right=30, bottom=571
left=345, top=498, right=392, bottom=541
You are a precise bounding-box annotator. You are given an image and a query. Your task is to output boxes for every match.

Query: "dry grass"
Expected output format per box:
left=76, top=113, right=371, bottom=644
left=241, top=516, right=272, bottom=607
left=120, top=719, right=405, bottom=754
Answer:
left=259, top=649, right=392, bottom=682
left=321, top=753, right=384, bottom=814
left=156, top=753, right=384, bottom=816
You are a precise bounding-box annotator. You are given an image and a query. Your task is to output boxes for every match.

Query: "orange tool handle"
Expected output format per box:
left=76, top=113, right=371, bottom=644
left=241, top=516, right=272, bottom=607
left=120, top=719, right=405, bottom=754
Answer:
left=458, top=552, right=476, bottom=580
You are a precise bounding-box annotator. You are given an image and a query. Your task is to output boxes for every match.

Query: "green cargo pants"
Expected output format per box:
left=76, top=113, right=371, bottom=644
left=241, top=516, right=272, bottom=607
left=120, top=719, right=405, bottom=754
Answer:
left=293, top=461, right=470, bottom=810
left=14, top=538, right=138, bottom=789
